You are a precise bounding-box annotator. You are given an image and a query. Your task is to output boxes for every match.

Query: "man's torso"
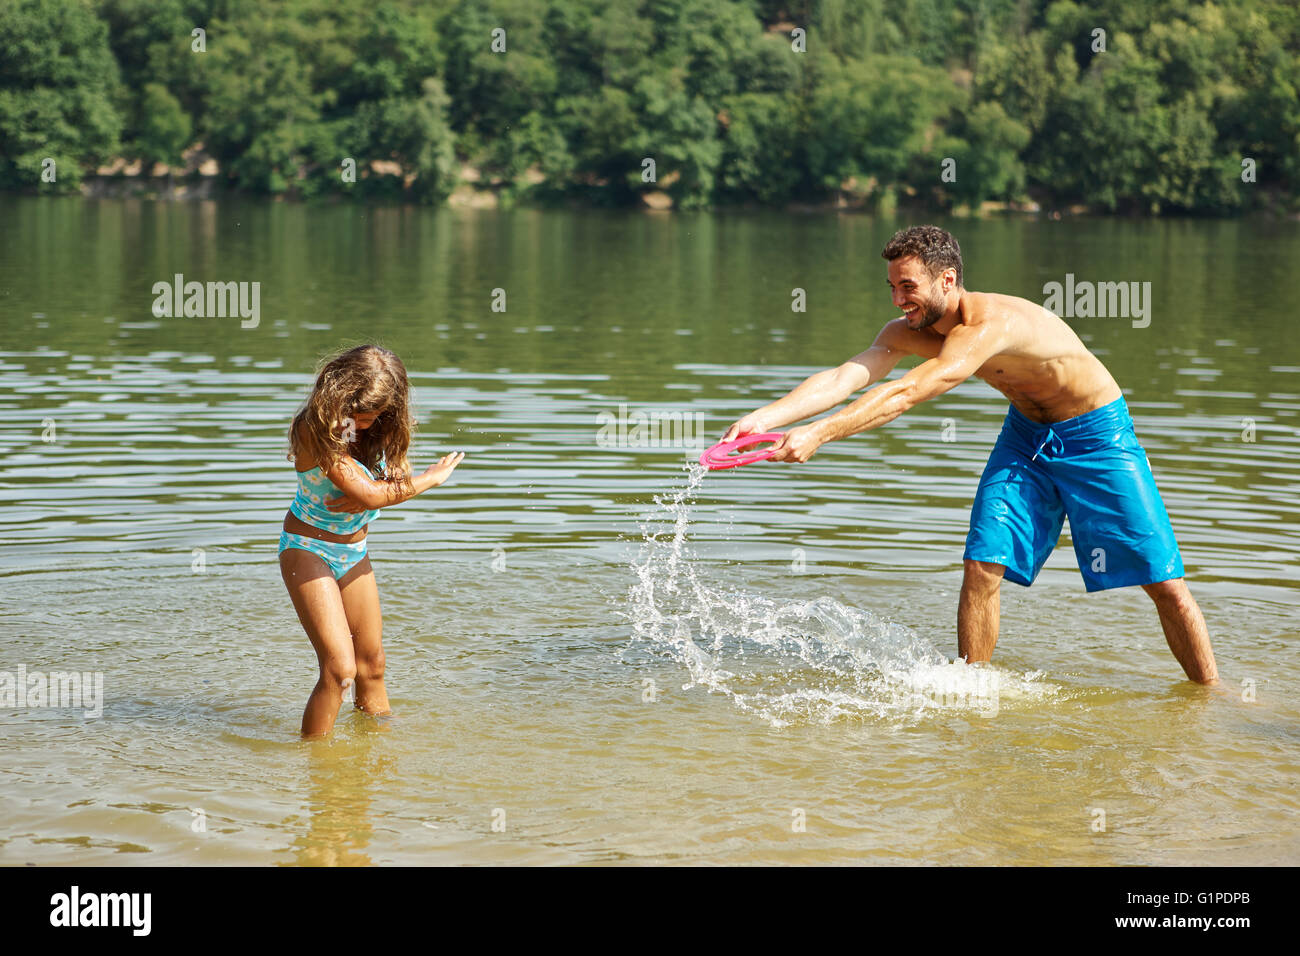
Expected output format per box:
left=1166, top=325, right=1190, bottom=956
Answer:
left=893, top=291, right=1122, bottom=423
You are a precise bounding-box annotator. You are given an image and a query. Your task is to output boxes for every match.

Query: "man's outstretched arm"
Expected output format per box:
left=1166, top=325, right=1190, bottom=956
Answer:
left=770, top=321, right=1001, bottom=462
left=722, top=320, right=913, bottom=441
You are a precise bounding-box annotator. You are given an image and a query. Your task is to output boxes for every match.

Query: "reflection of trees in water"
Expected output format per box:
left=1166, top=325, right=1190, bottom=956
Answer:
left=289, top=716, right=395, bottom=867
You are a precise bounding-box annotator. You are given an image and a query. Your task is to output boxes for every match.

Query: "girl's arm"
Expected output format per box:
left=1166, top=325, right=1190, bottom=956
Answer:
left=324, top=453, right=464, bottom=511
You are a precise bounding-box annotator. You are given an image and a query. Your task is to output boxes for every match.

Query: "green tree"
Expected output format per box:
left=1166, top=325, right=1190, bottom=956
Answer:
left=347, top=78, right=457, bottom=202
left=195, top=7, right=327, bottom=193
left=937, top=100, right=1032, bottom=207
left=136, top=82, right=191, bottom=167
left=439, top=0, right=557, bottom=152
left=0, top=0, right=124, bottom=191
left=1, top=0, right=1296, bottom=212
left=716, top=92, right=806, bottom=202
left=97, top=0, right=203, bottom=160
left=804, top=53, right=963, bottom=193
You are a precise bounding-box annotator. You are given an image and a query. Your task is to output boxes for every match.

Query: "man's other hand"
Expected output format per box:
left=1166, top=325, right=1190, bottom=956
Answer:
left=768, top=424, right=824, bottom=463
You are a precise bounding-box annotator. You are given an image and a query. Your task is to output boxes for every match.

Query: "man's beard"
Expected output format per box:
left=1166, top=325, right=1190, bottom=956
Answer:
left=913, top=296, right=945, bottom=329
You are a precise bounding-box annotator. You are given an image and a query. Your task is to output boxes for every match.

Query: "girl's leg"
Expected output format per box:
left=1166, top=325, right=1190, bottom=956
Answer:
left=338, top=555, right=390, bottom=716
left=280, top=548, right=357, bottom=737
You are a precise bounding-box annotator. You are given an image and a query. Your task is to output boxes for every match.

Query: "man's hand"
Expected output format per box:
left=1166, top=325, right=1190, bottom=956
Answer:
left=767, top=424, right=825, bottom=463
left=721, top=412, right=769, bottom=443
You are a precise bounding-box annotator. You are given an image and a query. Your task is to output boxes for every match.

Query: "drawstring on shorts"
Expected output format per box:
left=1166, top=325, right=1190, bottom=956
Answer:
left=1031, top=427, right=1065, bottom=462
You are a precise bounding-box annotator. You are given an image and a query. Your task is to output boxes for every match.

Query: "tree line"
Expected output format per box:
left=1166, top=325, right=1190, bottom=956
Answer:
left=1, top=0, right=1296, bottom=214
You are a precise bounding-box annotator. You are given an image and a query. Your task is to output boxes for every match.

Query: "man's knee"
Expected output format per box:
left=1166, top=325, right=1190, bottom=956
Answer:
left=963, top=559, right=1006, bottom=593
left=1142, top=577, right=1192, bottom=611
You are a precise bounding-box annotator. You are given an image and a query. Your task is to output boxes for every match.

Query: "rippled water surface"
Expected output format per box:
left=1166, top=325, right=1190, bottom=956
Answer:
left=1, top=198, right=1297, bottom=864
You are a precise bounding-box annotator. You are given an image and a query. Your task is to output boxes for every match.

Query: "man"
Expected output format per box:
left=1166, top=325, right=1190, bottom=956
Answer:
left=722, top=225, right=1218, bottom=684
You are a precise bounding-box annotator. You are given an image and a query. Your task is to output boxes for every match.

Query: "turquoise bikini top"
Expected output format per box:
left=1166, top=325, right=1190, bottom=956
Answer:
left=289, top=456, right=382, bottom=534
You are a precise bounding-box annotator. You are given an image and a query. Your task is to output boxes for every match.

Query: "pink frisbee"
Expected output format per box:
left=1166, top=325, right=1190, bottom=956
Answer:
left=699, top=433, right=785, bottom=470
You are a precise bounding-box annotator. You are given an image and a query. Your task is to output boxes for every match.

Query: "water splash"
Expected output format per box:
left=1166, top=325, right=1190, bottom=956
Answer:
left=626, top=463, right=1058, bottom=727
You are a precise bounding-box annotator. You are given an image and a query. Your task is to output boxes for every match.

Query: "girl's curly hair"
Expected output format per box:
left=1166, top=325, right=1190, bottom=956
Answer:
left=287, top=344, right=416, bottom=498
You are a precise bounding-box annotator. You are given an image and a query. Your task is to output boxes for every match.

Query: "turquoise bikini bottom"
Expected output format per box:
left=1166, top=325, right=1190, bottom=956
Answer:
left=278, top=530, right=368, bottom=580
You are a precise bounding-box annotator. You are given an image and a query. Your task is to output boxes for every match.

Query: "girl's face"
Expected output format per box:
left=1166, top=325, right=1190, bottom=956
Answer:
left=346, top=406, right=386, bottom=432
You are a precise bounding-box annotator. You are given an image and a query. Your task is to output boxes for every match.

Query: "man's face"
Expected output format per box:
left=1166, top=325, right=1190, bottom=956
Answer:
left=888, top=256, right=949, bottom=330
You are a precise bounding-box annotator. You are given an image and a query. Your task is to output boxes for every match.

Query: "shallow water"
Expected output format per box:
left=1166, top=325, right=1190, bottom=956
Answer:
left=0, top=198, right=1297, bottom=864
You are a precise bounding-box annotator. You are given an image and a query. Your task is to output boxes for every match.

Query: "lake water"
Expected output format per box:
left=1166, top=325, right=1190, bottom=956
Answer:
left=1, top=197, right=1296, bottom=864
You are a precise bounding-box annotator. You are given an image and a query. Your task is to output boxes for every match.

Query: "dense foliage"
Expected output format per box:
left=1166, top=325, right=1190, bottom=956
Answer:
left=1, top=0, right=1296, bottom=212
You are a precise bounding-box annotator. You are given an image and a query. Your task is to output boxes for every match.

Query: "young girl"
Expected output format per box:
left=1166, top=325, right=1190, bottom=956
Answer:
left=279, top=344, right=463, bottom=737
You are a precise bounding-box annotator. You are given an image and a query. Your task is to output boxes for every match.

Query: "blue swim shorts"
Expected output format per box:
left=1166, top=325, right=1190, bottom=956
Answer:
left=278, top=530, right=368, bottom=580
left=963, top=396, right=1184, bottom=592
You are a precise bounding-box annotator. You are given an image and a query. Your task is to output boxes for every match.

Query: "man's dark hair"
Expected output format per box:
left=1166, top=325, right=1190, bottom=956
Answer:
left=881, top=225, right=963, bottom=288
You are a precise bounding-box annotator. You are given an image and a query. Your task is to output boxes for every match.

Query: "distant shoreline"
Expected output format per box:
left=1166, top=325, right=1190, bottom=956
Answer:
left=12, top=169, right=1298, bottom=221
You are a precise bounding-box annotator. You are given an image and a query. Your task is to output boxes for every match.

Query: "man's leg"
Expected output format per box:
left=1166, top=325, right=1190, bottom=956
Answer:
left=1140, top=578, right=1219, bottom=684
left=959, top=559, right=1006, bottom=663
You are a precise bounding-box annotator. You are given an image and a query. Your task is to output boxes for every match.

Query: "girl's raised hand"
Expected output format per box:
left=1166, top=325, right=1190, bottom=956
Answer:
left=423, top=451, right=465, bottom=488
